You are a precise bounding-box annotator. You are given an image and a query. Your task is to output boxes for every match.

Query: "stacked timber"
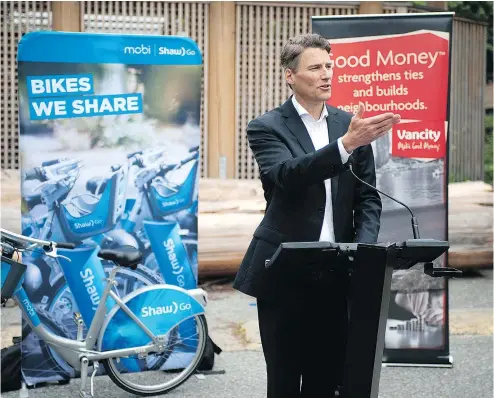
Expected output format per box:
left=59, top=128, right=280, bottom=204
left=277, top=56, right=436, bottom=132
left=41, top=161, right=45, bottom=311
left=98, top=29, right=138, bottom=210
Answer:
left=1, top=171, right=492, bottom=277
left=197, top=179, right=264, bottom=276
left=447, top=181, right=493, bottom=269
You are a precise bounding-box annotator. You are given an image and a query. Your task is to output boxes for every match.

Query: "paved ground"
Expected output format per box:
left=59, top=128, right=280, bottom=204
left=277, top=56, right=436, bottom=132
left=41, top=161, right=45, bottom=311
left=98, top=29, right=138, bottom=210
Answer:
left=1, top=269, right=492, bottom=397
left=1, top=170, right=492, bottom=396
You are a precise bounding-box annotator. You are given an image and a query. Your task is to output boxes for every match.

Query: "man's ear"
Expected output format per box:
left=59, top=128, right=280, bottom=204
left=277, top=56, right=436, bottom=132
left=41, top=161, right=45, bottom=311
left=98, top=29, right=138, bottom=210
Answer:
left=285, top=69, right=294, bottom=86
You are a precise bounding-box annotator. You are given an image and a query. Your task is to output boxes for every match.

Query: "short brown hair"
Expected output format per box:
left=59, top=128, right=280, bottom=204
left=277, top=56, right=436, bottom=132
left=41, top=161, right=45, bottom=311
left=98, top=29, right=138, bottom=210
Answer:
left=280, top=33, right=331, bottom=72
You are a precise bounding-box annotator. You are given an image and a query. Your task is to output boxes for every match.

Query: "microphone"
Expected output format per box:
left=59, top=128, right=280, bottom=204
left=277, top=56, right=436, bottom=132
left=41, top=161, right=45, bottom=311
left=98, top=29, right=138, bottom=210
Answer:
left=346, top=159, right=420, bottom=239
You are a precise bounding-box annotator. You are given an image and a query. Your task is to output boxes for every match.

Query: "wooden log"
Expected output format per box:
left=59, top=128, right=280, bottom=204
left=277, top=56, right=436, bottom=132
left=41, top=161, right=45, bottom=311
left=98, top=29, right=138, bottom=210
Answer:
left=198, top=212, right=262, bottom=276
left=196, top=179, right=493, bottom=276
left=448, top=249, right=493, bottom=269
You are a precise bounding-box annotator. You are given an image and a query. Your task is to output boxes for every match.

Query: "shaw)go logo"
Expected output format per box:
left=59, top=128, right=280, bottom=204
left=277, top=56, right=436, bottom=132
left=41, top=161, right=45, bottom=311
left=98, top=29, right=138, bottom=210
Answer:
left=141, top=301, right=192, bottom=318
left=124, top=44, right=196, bottom=57
left=158, top=46, right=196, bottom=56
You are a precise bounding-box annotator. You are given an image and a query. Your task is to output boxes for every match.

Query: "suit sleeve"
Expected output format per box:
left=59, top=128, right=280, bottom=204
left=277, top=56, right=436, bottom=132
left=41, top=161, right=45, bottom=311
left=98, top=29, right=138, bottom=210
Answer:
left=247, top=118, right=345, bottom=192
left=352, top=144, right=382, bottom=243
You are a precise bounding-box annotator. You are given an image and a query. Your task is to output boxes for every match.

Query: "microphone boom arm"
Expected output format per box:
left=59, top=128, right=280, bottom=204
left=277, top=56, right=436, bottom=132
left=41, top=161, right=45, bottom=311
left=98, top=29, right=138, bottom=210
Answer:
left=347, top=161, right=420, bottom=239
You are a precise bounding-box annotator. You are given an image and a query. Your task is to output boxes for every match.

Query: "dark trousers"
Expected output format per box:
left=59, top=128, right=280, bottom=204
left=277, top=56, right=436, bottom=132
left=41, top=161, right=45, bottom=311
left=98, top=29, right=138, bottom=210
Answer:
left=257, top=282, right=349, bottom=398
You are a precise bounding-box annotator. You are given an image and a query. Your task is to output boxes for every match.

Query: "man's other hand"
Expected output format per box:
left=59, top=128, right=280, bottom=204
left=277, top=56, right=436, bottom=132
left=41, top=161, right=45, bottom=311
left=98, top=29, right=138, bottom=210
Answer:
left=341, top=102, right=401, bottom=152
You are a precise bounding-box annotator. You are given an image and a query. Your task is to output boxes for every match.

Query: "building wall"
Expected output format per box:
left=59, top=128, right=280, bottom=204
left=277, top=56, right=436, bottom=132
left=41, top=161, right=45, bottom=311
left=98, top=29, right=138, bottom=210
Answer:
left=0, top=1, right=487, bottom=182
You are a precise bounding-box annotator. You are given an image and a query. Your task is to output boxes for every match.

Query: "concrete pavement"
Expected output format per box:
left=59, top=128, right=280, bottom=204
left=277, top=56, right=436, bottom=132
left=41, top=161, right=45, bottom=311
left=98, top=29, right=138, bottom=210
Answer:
left=1, top=168, right=492, bottom=396
left=1, top=270, right=492, bottom=397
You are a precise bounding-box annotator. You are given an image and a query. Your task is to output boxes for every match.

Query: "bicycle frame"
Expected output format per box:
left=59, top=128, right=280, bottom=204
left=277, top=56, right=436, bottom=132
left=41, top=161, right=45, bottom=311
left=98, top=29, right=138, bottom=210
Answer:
left=21, top=159, right=133, bottom=327
left=12, top=265, right=207, bottom=371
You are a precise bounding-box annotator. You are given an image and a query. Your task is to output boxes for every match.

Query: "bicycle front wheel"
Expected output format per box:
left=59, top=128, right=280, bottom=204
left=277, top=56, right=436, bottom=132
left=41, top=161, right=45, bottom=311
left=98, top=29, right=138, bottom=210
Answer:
left=101, top=314, right=208, bottom=396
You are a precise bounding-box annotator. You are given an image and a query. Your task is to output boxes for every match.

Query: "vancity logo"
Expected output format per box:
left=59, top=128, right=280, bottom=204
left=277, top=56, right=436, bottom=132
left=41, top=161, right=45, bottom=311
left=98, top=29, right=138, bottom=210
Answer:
left=123, top=44, right=196, bottom=56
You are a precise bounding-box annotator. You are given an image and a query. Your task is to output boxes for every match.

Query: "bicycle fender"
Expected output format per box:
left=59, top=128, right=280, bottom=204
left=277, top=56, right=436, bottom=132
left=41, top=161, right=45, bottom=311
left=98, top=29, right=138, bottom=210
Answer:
left=98, top=285, right=205, bottom=352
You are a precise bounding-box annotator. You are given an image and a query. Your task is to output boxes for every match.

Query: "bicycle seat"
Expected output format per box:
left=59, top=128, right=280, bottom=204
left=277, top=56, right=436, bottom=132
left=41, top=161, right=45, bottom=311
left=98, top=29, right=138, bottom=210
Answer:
left=86, top=177, right=108, bottom=195
left=97, top=246, right=142, bottom=268
left=152, top=178, right=179, bottom=197
left=24, top=192, right=43, bottom=208
left=64, top=194, right=100, bottom=217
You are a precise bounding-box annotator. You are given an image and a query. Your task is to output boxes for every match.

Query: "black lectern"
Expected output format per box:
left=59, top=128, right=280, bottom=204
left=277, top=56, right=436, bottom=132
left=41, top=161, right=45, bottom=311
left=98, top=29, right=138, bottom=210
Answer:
left=265, top=239, right=461, bottom=398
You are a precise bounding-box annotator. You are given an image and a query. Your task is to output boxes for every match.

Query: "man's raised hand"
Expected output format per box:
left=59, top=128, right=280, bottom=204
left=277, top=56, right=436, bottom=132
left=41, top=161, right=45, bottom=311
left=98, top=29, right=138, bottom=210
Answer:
left=341, top=102, right=401, bottom=152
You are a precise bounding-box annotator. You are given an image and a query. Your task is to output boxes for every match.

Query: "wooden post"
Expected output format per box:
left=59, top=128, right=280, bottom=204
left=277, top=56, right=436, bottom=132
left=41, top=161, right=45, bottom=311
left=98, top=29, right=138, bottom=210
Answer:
left=359, top=1, right=384, bottom=14
left=52, top=1, right=81, bottom=32
left=207, top=2, right=236, bottom=178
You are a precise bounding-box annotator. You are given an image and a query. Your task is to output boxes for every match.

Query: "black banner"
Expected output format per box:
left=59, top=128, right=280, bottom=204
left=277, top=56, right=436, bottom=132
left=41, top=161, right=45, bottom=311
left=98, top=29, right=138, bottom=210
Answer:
left=312, top=12, right=454, bottom=366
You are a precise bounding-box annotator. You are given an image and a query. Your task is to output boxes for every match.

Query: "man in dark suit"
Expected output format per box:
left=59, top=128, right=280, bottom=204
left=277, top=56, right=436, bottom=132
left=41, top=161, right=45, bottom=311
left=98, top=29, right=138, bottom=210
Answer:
left=233, top=33, right=401, bottom=397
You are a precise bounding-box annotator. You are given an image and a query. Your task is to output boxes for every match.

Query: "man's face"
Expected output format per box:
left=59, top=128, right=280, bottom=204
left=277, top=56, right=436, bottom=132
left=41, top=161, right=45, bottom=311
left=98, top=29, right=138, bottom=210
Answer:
left=286, top=47, right=333, bottom=103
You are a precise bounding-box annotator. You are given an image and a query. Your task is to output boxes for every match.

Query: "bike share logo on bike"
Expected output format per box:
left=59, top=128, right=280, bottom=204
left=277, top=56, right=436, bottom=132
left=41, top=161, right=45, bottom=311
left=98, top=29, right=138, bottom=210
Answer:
left=74, top=218, right=103, bottom=230
left=160, top=197, right=185, bottom=210
left=23, top=298, right=36, bottom=317
left=164, top=238, right=185, bottom=287
left=141, top=301, right=192, bottom=318
left=80, top=268, right=101, bottom=311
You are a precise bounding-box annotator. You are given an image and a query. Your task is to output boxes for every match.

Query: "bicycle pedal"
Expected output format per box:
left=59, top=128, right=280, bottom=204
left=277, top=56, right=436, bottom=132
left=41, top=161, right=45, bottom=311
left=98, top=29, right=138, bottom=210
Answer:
left=73, top=312, right=83, bottom=324
left=73, top=313, right=85, bottom=341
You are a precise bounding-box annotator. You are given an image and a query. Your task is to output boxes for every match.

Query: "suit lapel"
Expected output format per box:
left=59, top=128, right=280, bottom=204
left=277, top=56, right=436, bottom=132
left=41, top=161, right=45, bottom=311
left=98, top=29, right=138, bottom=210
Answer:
left=280, top=98, right=315, bottom=154
left=327, top=106, right=341, bottom=207
left=281, top=99, right=344, bottom=228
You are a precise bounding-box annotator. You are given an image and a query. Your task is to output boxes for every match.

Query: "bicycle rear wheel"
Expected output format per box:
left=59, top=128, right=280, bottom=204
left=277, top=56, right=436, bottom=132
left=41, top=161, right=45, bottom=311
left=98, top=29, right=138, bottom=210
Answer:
left=101, top=314, right=208, bottom=396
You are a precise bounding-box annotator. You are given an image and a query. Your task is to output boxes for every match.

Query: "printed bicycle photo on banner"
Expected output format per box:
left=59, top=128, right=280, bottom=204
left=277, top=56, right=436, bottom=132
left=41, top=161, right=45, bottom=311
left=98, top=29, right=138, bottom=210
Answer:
left=17, top=52, right=202, bottom=384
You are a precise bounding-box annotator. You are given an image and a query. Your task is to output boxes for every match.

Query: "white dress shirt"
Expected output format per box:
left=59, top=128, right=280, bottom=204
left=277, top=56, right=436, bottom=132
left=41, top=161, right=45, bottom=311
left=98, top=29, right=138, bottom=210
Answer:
left=291, top=95, right=352, bottom=242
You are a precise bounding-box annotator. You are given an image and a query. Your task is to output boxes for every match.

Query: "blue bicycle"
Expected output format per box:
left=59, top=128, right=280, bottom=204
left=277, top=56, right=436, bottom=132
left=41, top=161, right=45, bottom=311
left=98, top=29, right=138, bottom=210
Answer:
left=1, top=227, right=209, bottom=397
left=112, top=146, right=202, bottom=357
left=119, top=146, right=199, bottom=287
left=20, top=157, right=165, bottom=381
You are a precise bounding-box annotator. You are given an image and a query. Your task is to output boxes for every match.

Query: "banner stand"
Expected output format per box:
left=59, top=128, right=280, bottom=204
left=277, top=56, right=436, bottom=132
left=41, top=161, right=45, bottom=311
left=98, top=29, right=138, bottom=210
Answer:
left=312, top=12, right=454, bottom=367
left=17, top=31, right=202, bottom=385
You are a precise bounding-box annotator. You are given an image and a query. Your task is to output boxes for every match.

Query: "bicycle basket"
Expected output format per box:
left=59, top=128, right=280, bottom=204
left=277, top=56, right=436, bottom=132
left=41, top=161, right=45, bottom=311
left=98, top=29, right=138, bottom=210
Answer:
left=1, top=256, right=26, bottom=301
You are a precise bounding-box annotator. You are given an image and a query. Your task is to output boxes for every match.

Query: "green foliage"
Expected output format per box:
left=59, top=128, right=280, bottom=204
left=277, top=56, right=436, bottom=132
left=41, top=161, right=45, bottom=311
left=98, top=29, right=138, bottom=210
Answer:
left=414, top=1, right=493, bottom=184
left=413, top=1, right=493, bottom=81
left=485, top=113, right=493, bottom=185
left=447, top=1, right=493, bottom=52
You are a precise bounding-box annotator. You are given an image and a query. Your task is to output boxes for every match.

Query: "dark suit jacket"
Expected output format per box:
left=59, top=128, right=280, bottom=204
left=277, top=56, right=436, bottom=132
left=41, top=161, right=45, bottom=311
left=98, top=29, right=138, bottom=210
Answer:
left=233, top=97, right=382, bottom=300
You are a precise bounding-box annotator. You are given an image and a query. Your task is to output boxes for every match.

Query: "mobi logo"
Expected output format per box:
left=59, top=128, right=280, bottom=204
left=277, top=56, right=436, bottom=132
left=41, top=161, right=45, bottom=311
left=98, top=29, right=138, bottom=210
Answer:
left=158, top=46, right=196, bottom=56
left=124, top=44, right=152, bottom=55
left=141, top=301, right=192, bottom=317
left=23, top=298, right=36, bottom=318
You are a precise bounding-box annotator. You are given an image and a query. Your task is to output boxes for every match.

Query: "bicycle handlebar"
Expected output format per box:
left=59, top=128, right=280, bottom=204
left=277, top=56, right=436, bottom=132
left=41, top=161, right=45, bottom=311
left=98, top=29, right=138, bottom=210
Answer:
left=41, top=159, right=64, bottom=167
left=55, top=242, right=76, bottom=249
left=24, top=167, right=44, bottom=181
left=160, top=151, right=199, bottom=173
left=127, top=150, right=143, bottom=159
left=0, top=228, right=75, bottom=252
left=24, top=158, right=83, bottom=184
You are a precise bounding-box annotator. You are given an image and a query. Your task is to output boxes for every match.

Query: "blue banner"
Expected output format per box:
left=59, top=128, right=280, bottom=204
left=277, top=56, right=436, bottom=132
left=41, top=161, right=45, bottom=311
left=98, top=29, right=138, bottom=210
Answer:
left=18, top=31, right=202, bottom=386
left=18, top=32, right=202, bottom=65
